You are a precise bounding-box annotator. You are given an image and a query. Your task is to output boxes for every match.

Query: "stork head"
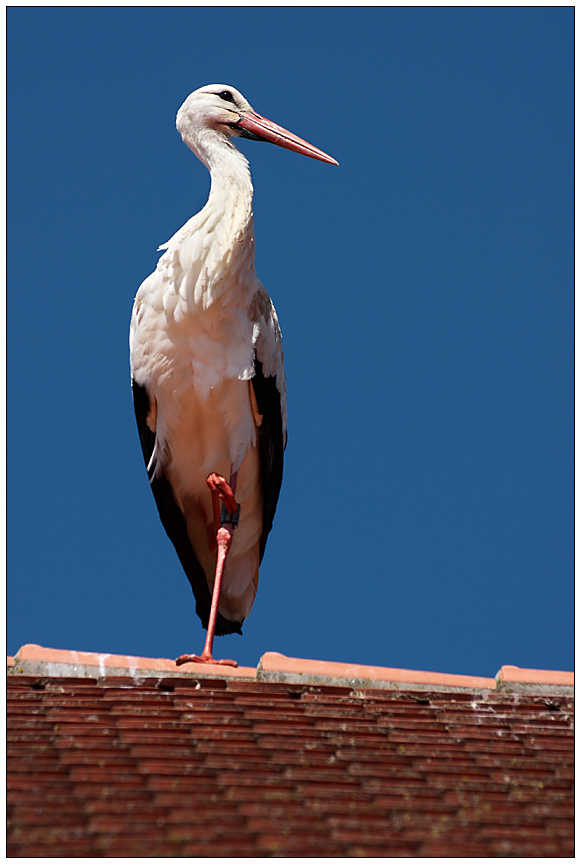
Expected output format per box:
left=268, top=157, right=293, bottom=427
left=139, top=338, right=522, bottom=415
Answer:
left=176, top=84, right=338, bottom=166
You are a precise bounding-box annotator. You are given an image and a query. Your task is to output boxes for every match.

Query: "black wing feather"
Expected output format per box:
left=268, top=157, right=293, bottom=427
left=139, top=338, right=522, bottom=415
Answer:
left=131, top=379, right=242, bottom=636
left=251, top=357, right=285, bottom=562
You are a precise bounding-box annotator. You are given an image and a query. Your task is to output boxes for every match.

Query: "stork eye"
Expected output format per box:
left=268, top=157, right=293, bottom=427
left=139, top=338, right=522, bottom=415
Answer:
left=218, top=91, right=236, bottom=104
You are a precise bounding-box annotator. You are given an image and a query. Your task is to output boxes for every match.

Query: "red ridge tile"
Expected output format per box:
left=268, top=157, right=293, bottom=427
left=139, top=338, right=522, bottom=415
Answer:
left=497, top=665, right=574, bottom=686
left=260, top=652, right=497, bottom=689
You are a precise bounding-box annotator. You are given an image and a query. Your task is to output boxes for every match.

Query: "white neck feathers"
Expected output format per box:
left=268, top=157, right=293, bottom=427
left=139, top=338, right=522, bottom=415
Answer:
left=164, top=128, right=257, bottom=312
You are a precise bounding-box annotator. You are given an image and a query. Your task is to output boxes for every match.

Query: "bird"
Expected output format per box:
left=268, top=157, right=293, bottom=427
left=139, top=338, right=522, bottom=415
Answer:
left=130, top=84, right=337, bottom=666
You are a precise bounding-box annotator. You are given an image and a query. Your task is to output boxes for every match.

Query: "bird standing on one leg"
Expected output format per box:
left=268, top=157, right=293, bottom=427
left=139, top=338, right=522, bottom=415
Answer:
left=130, top=85, right=337, bottom=665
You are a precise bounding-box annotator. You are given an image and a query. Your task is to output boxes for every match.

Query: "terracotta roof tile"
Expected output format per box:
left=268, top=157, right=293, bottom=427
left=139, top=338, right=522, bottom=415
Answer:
left=7, top=645, right=573, bottom=856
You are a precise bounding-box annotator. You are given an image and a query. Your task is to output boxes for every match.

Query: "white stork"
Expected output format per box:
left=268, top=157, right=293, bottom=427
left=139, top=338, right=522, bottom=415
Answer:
left=130, top=85, right=337, bottom=666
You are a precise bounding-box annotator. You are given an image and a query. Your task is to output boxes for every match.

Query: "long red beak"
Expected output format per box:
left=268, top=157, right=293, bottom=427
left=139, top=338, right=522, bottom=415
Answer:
left=235, top=111, right=338, bottom=165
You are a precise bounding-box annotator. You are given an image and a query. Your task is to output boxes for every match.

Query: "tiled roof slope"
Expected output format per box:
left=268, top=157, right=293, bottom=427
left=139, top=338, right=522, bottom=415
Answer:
left=7, top=646, right=574, bottom=858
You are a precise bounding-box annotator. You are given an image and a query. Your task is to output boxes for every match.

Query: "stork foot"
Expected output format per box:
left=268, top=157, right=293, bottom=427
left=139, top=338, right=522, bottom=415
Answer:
left=176, top=653, right=238, bottom=668
left=207, top=472, right=238, bottom=516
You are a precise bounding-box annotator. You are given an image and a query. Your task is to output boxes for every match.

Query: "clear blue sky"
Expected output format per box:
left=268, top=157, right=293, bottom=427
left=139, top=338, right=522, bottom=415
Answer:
left=8, top=8, right=573, bottom=676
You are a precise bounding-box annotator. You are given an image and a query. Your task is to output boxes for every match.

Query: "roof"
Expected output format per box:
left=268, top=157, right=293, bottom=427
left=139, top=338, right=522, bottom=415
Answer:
left=8, top=644, right=574, bottom=857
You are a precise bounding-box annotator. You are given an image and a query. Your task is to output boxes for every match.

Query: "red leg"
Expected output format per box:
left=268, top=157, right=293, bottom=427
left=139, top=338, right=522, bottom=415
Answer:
left=200, top=502, right=217, bottom=553
left=176, top=469, right=239, bottom=668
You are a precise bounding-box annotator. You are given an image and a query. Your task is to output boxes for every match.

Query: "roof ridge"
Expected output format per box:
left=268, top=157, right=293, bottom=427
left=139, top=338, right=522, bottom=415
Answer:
left=7, top=644, right=574, bottom=695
